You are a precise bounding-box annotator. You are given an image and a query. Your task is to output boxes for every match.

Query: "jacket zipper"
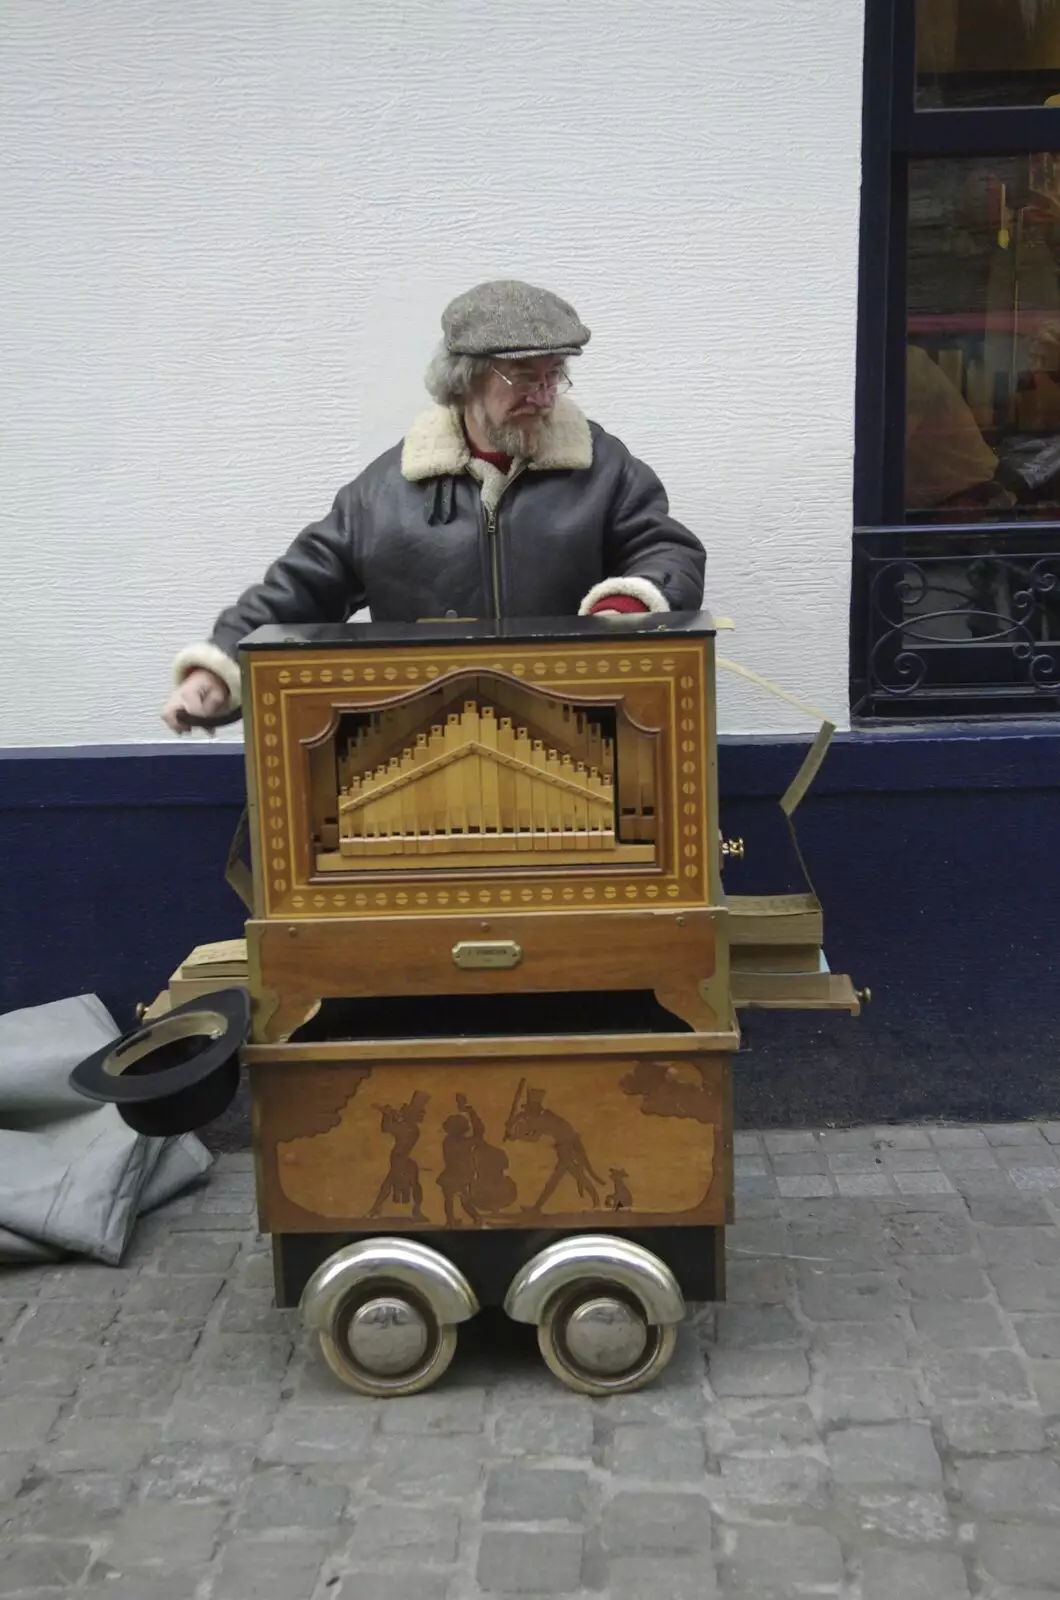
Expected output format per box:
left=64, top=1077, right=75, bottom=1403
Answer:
left=485, top=506, right=502, bottom=619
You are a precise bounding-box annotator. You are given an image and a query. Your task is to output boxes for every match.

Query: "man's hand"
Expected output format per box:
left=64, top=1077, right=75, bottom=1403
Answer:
left=162, top=668, right=230, bottom=735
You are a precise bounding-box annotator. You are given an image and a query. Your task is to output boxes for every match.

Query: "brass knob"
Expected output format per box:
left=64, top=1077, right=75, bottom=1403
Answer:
left=856, top=987, right=872, bottom=1006
left=721, top=838, right=745, bottom=861
left=134, top=1002, right=147, bottom=1022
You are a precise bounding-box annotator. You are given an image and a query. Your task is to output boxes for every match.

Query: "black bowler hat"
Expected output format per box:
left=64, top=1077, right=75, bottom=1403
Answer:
left=69, top=988, right=251, bottom=1137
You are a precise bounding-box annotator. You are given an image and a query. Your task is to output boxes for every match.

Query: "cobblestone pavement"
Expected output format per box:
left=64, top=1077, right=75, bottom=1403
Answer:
left=2, top=1122, right=1060, bottom=1597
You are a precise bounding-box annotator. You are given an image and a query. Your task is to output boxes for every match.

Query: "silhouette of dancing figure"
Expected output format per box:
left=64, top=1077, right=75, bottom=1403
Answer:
left=505, top=1084, right=604, bottom=1213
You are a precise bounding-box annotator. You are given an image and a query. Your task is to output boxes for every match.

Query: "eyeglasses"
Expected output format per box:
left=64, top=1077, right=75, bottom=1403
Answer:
left=491, top=364, right=573, bottom=398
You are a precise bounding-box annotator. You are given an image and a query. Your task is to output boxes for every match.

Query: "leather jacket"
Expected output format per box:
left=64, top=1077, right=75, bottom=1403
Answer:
left=175, top=401, right=705, bottom=704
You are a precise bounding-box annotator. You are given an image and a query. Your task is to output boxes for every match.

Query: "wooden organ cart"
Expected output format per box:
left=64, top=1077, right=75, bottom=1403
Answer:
left=212, top=612, right=860, bottom=1397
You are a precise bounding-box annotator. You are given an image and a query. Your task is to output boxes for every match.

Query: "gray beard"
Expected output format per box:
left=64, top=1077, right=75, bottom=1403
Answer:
left=471, top=404, right=544, bottom=460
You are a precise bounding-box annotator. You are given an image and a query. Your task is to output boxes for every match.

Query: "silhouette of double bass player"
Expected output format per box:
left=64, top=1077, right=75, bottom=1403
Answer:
left=437, top=1094, right=517, bottom=1224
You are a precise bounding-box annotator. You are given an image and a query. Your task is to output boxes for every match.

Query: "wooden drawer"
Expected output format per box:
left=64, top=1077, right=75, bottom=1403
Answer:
left=245, top=1036, right=733, bottom=1236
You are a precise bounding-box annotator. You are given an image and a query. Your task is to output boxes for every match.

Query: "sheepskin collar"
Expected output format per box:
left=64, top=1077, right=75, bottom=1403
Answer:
left=401, top=397, right=593, bottom=482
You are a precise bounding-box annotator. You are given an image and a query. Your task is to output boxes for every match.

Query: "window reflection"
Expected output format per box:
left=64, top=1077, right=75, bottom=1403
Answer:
left=907, top=153, right=1060, bottom=520
left=917, top=0, right=1060, bottom=108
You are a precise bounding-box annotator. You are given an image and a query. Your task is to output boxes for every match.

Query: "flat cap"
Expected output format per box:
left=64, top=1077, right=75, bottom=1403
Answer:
left=441, top=279, right=590, bottom=359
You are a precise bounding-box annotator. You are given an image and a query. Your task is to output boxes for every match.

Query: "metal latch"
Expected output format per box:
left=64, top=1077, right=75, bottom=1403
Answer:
left=452, top=940, right=523, bottom=970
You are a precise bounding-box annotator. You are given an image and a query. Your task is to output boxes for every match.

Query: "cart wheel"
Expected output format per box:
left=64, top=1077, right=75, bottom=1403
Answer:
left=318, top=1282, right=457, bottom=1397
left=503, top=1235, right=685, bottom=1397
left=301, top=1238, right=478, bottom=1398
left=537, top=1282, right=677, bottom=1395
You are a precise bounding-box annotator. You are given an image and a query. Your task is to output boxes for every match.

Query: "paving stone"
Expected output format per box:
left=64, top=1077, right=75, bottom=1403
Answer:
left=734, top=1132, right=764, bottom=1154
left=239, top=1465, right=349, bottom=1527
left=836, top=1173, right=895, bottom=1196
left=601, top=1491, right=711, bottom=1555
left=40, top=1418, right=158, bottom=1474
left=936, top=1403, right=1047, bottom=1453
left=1013, top=1313, right=1060, bottom=1358
left=12, top=1298, right=119, bottom=1345
left=74, top=1364, right=182, bottom=1419
left=995, top=1142, right=1059, bottom=1168
left=714, top=1305, right=804, bottom=1347
left=0, top=1350, right=84, bottom=1397
left=705, top=1399, right=820, bottom=1455
left=929, top=1127, right=990, bottom=1148
left=839, top=1487, right=953, bottom=1544
left=348, top=1502, right=459, bottom=1563
left=955, top=1454, right=1060, bottom=1518
left=726, top=1523, right=842, bottom=1594
left=119, top=1276, right=225, bottom=1323
left=3, top=1468, right=131, bottom=1535
left=216, top=1291, right=294, bottom=1336
left=1010, top=1166, right=1060, bottom=1190
left=609, top=1425, right=706, bottom=1480
left=477, top=1528, right=583, bottom=1592
left=139, top=1444, right=257, bottom=1503
left=910, top=1298, right=1008, bottom=1349
left=96, top=1501, right=225, bottom=1574
left=920, top=1349, right=1033, bottom=1405
left=707, top=1348, right=809, bottom=1397
left=899, top=1257, right=989, bottom=1299
left=887, top=1211, right=973, bottom=1253
left=826, top=1422, right=943, bottom=1486
left=716, top=1453, right=830, bottom=1509
left=950, top=1169, right=1017, bottom=1197
left=777, top=1175, right=835, bottom=1198
left=210, top=1534, right=335, bottom=1599
left=977, top=1524, right=1060, bottom=1588
left=798, top=1269, right=905, bottom=1321
left=818, top=1127, right=879, bottom=1151
left=819, top=1368, right=924, bottom=1424
left=0, top=1396, right=62, bottom=1452
left=332, top=1577, right=451, bottom=1600
left=771, top=1152, right=829, bottom=1176
left=195, top=1332, right=293, bottom=1383
left=1028, top=1358, right=1060, bottom=1415
left=989, top=1264, right=1060, bottom=1312
left=153, top=1234, right=243, bottom=1275
left=259, top=1405, right=374, bottom=1465
left=735, top=1156, right=768, bottom=1177
left=814, top=1319, right=910, bottom=1367
left=860, top=1548, right=970, bottom=1599
left=368, top=1432, right=485, bottom=1500
left=828, top=1151, right=886, bottom=1173
left=0, top=1540, right=93, bottom=1593
left=0, top=1301, right=26, bottom=1339
left=882, top=1150, right=944, bottom=1172
left=725, top=1260, right=793, bottom=1304
left=1042, top=1121, right=1060, bottom=1143
left=976, top=1224, right=1060, bottom=1265
left=0, top=1454, right=29, bottom=1513
left=932, top=1145, right=999, bottom=1172
left=969, top=1195, right=1054, bottom=1226
left=78, top=1580, right=200, bottom=1600
left=378, top=1385, right=486, bottom=1434
left=484, top=1465, right=590, bottom=1521
left=983, top=1123, right=1049, bottom=1145
left=494, top=1402, right=594, bottom=1458
left=734, top=1172, right=777, bottom=1198
left=875, top=1127, right=933, bottom=1150
left=763, top=1131, right=818, bottom=1154
left=896, top=1171, right=960, bottom=1196
left=99, top=1325, right=203, bottom=1368
left=164, top=1385, right=280, bottom=1446
left=607, top=1555, right=717, bottom=1599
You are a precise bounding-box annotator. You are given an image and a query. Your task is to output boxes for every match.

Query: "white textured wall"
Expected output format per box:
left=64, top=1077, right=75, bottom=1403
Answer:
left=2, top=0, right=864, bottom=746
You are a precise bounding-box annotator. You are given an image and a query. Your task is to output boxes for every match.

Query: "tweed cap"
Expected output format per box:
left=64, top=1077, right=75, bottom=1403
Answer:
left=441, top=279, right=590, bottom=359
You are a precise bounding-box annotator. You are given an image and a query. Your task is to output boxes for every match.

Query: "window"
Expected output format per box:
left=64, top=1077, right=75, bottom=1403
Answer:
left=853, top=0, right=1060, bottom=718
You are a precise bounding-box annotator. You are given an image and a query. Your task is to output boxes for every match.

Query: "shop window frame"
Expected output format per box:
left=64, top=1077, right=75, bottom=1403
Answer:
left=852, top=0, right=1060, bottom=720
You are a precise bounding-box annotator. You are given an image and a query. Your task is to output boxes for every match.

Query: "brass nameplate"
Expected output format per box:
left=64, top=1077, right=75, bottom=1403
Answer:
left=452, top=940, right=523, bottom=970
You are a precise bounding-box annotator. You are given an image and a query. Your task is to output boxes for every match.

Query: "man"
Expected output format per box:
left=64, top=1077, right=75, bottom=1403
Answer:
left=162, top=279, right=705, bottom=732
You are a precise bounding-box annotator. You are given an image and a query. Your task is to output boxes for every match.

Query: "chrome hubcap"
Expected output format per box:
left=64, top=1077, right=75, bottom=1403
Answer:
left=345, top=1295, right=430, bottom=1376
left=562, top=1295, right=648, bottom=1376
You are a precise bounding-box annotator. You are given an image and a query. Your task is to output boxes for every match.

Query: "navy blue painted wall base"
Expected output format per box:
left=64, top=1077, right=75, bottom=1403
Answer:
left=3, top=729, right=1059, bottom=1142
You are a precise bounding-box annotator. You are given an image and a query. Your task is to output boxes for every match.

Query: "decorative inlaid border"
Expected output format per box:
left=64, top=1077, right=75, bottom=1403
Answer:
left=249, top=641, right=711, bottom=919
